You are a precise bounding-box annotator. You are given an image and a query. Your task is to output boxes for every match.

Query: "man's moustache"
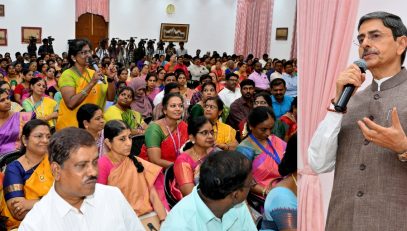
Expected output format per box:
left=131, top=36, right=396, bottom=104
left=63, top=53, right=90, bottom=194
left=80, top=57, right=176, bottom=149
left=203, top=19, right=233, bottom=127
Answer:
left=362, top=49, right=379, bottom=57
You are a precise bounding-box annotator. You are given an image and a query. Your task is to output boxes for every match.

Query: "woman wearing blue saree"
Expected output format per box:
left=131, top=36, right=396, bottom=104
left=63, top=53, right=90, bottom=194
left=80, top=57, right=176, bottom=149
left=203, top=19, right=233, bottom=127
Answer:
left=1, top=119, right=54, bottom=229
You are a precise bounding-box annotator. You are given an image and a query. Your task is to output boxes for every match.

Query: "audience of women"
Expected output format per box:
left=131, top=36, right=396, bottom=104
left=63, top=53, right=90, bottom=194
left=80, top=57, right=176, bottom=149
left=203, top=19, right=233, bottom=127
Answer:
left=44, top=67, right=57, bottom=97
left=2, top=119, right=53, bottom=229
left=261, top=134, right=297, bottom=231
left=176, top=70, right=194, bottom=106
left=129, top=77, right=154, bottom=123
left=189, top=82, right=217, bottom=119
left=240, top=92, right=287, bottom=141
left=76, top=103, right=105, bottom=156
left=0, top=89, right=32, bottom=154
left=104, top=87, right=147, bottom=135
left=97, top=120, right=167, bottom=230
left=280, top=97, right=297, bottom=139
left=145, top=73, right=160, bottom=103
left=139, top=93, right=189, bottom=168
left=22, top=77, right=58, bottom=127
left=236, top=106, right=286, bottom=198
left=0, top=81, right=23, bottom=113
left=56, top=39, right=116, bottom=130
left=173, top=116, right=215, bottom=200
left=13, top=70, right=33, bottom=104
left=203, top=96, right=238, bottom=150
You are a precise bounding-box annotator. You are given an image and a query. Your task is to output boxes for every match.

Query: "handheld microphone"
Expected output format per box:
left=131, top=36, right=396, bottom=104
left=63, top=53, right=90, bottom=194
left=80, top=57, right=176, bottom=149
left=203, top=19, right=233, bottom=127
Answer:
left=147, top=223, right=158, bottom=231
left=87, top=57, right=106, bottom=84
left=334, top=59, right=367, bottom=112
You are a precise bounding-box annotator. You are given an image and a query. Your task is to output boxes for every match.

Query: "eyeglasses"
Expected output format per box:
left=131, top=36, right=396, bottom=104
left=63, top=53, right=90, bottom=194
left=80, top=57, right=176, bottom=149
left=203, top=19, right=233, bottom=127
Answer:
left=254, top=101, right=268, bottom=106
left=355, top=31, right=393, bottom=46
left=204, top=105, right=218, bottom=110
left=196, top=130, right=216, bottom=137
left=77, top=50, right=92, bottom=56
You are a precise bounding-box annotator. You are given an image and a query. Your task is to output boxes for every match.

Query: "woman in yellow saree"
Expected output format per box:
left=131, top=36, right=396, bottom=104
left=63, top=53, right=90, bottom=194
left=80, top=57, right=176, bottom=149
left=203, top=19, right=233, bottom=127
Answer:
left=1, top=119, right=54, bottom=229
left=97, top=120, right=167, bottom=230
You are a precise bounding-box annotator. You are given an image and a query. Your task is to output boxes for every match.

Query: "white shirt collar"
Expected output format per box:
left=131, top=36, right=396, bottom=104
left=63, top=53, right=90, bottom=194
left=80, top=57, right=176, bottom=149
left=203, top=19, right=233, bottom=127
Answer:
left=373, top=76, right=392, bottom=91
left=51, top=183, right=97, bottom=218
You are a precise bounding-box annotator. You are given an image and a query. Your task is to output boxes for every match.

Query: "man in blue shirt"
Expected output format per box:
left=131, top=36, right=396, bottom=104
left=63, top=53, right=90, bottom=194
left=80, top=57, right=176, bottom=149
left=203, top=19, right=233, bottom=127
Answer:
left=270, top=78, right=294, bottom=119
left=161, top=151, right=257, bottom=231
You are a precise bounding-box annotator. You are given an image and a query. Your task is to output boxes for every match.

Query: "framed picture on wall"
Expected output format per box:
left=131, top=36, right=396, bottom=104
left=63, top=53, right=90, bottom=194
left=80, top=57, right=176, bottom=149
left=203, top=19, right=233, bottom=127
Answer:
left=21, top=27, right=42, bottom=44
left=0, top=29, right=7, bottom=46
left=160, top=23, right=189, bottom=42
left=0, top=5, right=4, bottom=17
left=276, top=27, right=288, bottom=40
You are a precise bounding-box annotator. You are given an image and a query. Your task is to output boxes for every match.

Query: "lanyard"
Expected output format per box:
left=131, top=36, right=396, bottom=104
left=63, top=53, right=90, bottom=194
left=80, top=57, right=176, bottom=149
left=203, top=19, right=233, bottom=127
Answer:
left=164, top=119, right=181, bottom=156
left=249, top=134, right=281, bottom=165
left=72, top=66, right=91, bottom=84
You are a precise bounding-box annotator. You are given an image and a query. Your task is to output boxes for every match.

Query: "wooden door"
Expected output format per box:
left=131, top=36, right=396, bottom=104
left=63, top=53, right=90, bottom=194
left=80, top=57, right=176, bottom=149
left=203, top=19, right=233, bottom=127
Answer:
left=76, top=13, right=108, bottom=50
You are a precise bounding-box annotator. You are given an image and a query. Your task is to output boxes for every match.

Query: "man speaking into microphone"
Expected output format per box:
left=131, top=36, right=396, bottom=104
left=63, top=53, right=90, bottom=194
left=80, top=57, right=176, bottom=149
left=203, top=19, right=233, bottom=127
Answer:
left=308, top=12, right=407, bottom=230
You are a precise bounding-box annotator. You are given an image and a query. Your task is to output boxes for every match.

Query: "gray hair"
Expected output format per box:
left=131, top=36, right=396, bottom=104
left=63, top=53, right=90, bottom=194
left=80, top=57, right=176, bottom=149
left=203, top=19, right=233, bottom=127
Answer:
left=358, top=11, right=407, bottom=64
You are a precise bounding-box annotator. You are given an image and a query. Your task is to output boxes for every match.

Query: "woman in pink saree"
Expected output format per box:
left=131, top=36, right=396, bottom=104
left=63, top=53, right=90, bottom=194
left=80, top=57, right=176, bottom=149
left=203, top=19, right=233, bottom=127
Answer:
left=236, top=106, right=286, bottom=198
left=173, top=116, right=215, bottom=200
left=97, top=120, right=167, bottom=230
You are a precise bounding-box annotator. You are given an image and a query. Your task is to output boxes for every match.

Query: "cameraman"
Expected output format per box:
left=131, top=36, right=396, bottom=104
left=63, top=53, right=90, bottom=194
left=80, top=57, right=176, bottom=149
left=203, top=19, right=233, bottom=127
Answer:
left=95, top=38, right=109, bottom=59
left=27, top=37, right=37, bottom=57
left=108, top=38, right=119, bottom=59
left=38, top=38, right=54, bottom=56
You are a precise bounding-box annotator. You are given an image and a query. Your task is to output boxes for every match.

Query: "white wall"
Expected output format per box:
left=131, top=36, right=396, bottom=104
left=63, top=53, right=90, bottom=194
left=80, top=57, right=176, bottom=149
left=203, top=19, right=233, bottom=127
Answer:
left=319, top=0, right=407, bottom=218
left=109, top=0, right=237, bottom=56
left=0, top=0, right=75, bottom=56
left=270, top=0, right=297, bottom=59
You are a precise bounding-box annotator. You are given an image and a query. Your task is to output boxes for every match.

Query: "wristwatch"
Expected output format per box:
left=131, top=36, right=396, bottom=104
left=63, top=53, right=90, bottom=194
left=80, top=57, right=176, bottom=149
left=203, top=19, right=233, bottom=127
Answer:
left=398, top=151, right=407, bottom=162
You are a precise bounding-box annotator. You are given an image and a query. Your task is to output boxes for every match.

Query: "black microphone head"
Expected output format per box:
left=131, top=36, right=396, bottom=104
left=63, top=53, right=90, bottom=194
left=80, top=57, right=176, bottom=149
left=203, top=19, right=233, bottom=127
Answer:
left=354, top=59, right=367, bottom=73
left=87, top=57, right=97, bottom=66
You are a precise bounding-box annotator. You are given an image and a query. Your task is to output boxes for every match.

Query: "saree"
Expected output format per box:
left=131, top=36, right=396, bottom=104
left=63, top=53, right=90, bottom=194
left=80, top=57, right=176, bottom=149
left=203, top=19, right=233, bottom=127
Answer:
left=56, top=68, right=108, bottom=130
left=103, top=105, right=144, bottom=130
left=172, top=152, right=205, bottom=201
left=280, top=114, right=297, bottom=138
left=0, top=112, right=32, bottom=155
left=236, top=135, right=286, bottom=193
left=261, top=187, right=297, bottom=231
left=107, top=157, right=163, bottom=216
left=1, top=156, right=54, bottom=229
left=213, top=120, right=236, bottom=146
left=139, top=121, right=189, bottom=163
left=22, top=97, right=57, bottom=127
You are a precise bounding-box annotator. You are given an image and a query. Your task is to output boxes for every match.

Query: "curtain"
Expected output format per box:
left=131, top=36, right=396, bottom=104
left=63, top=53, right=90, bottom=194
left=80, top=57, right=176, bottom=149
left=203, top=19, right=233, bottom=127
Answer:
left=297, top=0, right=360, bottom=230
left=234, top=0, right=274, bottom=58
left=76, top=0, right=109, bottom=22
left=290, top=7, right=297, bottom=59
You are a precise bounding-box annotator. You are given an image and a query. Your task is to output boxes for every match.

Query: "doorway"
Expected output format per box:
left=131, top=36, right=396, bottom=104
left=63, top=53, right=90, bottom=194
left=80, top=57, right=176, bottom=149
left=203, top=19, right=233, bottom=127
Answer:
left=76, top=13, right=108, bottom=51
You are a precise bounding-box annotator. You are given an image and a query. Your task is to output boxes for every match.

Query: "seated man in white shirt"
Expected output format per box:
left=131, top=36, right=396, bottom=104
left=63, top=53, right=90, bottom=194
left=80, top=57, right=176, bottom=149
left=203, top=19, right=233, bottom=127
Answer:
left=268, top=60, right=283, bottom=82
left=218, top=73, right=241, bottom=108
left=19, top=127, right=144, bottom=231
left=161, top=150, right=257, bottom=231
left=188, top=56, right=209, bottom=83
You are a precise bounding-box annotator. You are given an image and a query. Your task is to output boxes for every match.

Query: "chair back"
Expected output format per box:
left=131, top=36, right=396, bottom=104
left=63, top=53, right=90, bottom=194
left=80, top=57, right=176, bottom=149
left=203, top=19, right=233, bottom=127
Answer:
left=0, top=150, right=23, bottom=172
left=164, top=164, right=179, bottom=208
left=131, top=135, right=145, bottom=156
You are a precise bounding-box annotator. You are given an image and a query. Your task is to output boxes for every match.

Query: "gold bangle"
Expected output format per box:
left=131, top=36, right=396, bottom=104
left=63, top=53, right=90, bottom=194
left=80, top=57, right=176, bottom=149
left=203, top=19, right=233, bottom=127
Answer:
left=80, top=90, right=88, bottom=96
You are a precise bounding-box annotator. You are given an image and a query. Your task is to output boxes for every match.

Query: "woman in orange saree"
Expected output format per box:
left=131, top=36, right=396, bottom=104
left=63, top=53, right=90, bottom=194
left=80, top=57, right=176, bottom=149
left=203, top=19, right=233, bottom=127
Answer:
left=97, top=120, right=167, bottom=230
